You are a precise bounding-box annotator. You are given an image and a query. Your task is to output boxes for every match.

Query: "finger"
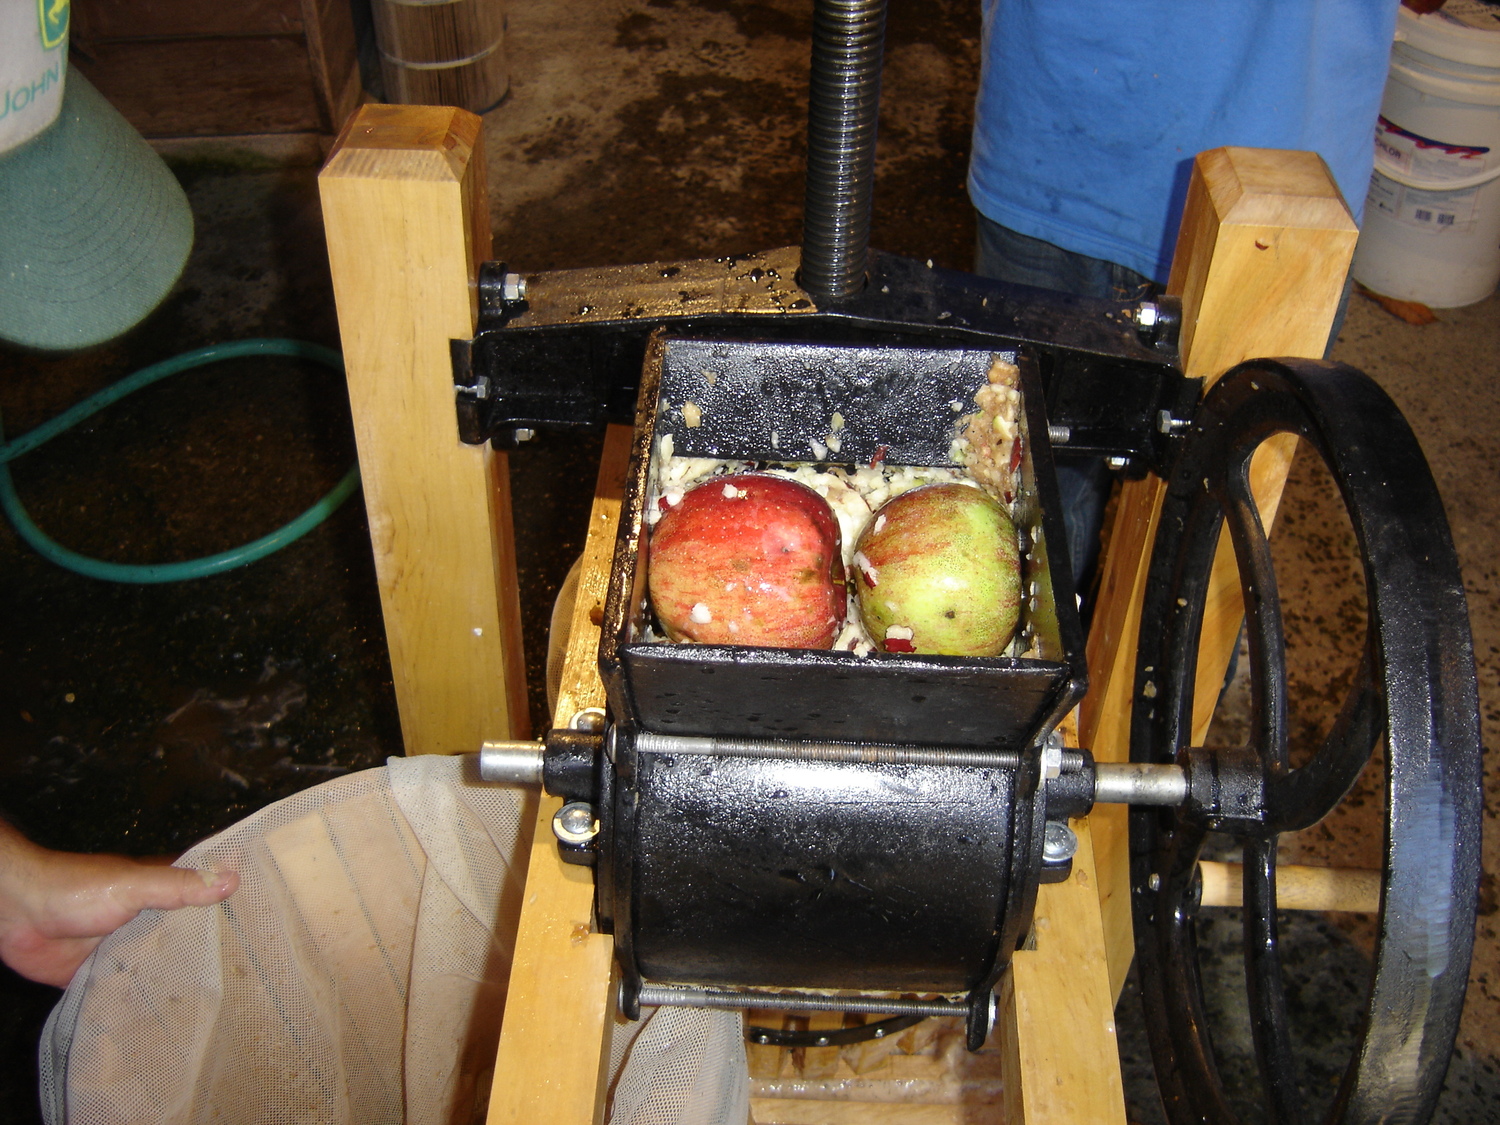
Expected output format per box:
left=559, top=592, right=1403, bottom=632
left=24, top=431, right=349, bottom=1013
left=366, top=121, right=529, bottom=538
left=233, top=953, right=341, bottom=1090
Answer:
left=118, top=864, right=239, bottom=913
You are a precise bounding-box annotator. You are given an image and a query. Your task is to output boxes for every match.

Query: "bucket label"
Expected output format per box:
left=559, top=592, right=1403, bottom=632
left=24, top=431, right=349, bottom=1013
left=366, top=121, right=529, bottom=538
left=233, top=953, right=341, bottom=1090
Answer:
left=1368, top=171, right=1480, bottom=231
left=1376, top=115, right=1491, bottom=184
left=1435, top=0, right=1500, bottom=32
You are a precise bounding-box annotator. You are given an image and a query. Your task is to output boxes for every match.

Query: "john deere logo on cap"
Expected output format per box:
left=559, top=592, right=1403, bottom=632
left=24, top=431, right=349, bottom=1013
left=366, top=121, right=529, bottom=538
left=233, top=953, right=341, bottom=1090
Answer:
left=39, top=0, right=69, bottom=50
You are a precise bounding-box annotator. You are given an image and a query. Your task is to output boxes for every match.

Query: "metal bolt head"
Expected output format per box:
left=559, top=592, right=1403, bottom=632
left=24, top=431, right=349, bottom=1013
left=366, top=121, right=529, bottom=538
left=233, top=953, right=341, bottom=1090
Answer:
left=553, top=801, right=599, bottom=845
left=1157, top=409, right=1190, bottom=435
left=514, top=427, right=536, bottom=443
left=1106, top=455, right=1130, bottom=471
left=1134, top=301, right=1160, bottom=328
left=1148, top=873, right=1162, bottom=892
left=1042, top=821, right=1079, bottom=864
left=500, top=272, right=528, bottom=302
left=570, top=707, right=607, bottom=733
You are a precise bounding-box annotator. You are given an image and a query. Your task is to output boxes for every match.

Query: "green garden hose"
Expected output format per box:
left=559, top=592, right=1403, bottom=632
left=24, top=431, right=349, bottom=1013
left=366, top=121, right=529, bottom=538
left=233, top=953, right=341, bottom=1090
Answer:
left=0, top=339, right=360, bottom=584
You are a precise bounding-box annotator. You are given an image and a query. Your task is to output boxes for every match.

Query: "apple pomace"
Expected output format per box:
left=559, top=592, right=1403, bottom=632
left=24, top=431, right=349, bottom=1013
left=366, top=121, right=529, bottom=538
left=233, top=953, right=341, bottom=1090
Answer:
left=648, top=473, right=847, bottom=648
left=853, top=483, right=1021, bottom=656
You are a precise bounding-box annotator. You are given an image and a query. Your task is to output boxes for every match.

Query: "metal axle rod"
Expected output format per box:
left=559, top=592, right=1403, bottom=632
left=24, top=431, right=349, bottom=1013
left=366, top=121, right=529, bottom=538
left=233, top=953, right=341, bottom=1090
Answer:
left=636, top=984, right=973, bottom=1019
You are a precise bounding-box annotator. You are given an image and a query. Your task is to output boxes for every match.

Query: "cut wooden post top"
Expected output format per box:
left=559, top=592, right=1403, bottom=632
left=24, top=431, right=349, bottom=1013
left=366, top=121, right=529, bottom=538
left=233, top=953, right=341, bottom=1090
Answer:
left=1168, top=146, right=1360, bottom=377
left=322, top=103, right=484, bottom=180
left=1193, top=146, right=1359, bottom=231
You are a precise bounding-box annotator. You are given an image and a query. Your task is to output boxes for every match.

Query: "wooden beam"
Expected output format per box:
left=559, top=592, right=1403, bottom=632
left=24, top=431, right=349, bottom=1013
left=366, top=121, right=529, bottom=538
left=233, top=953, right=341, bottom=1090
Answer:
left=999, top=707, right=1127, bottom=1125
left=1080, top=147, right=1359, bottom=1000
left=485, top=424, right=634, bottom=1125
left=1000, top=813, right=1127, bottom=1125
left=319, top=104, right=529, bottom=754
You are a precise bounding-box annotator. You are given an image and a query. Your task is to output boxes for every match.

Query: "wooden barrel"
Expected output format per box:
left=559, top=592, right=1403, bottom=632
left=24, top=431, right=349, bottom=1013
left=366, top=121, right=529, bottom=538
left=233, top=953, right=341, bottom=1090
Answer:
left=372, top=0, right=508, bottom=113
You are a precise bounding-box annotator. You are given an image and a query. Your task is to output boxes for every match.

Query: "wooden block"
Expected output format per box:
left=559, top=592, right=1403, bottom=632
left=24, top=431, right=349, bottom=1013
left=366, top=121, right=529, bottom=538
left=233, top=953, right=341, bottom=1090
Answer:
left=1080, top=147, right=1357, bottom=1001
left=485, top=426, right=634, bottom=1125
left=319, top=105, right=530, bottom=755
left=844, top=1021, right=906, bottom=1076
left=746, top=1010, right=794, bottom=1080
left=799, top=1012, right=848, bottom=1079
left=999, top=814, right=1127, bottom=1125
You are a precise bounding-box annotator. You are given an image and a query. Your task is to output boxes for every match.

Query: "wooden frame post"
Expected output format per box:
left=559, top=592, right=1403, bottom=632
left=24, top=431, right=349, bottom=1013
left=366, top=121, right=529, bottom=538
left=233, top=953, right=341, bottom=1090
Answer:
left=1081, top=147, right=1359, bottom=1000
left=486, top=426, right=634, bottom=1125
left=319, top=105, right=529, bottom=753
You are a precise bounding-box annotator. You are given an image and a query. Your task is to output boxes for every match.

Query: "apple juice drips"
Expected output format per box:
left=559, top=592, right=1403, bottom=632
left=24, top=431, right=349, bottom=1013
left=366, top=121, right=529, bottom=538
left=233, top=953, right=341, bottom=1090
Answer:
left=643, top=354, right=1027, bottom=657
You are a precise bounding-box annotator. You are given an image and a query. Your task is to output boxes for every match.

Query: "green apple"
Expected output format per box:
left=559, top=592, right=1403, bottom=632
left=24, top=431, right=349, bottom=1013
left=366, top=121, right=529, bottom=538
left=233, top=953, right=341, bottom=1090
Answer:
left=853, top=483, right=1021, bottom=656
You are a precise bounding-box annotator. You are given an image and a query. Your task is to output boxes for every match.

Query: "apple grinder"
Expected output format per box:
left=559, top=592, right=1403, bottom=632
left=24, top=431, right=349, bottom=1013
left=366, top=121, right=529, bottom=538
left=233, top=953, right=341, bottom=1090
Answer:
left=451, top=1, right=1482, bottom=1119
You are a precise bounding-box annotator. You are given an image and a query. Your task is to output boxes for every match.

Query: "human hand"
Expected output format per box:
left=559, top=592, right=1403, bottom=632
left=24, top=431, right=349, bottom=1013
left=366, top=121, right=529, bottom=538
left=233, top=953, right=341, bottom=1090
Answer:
left=0, top=819, right=237, bottom=988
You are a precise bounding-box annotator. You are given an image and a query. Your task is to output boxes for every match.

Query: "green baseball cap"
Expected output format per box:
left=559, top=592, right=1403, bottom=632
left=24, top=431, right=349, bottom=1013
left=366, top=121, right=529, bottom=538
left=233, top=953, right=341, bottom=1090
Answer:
left=0, top=1, right=193, bottom=351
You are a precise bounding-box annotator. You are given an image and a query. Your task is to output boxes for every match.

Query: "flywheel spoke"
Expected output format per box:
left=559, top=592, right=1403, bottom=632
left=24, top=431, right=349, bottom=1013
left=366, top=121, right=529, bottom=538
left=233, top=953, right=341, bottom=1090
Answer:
left=1268, top=641, right=1382, bottom=833
left=1224, top=457, right=1288, bottom=779
left=1241, top=839, right=1302, bottom=1125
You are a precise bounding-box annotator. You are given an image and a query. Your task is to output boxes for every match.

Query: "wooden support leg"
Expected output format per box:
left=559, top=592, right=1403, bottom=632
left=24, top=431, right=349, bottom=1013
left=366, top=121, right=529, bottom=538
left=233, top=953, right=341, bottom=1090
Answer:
left=318, top=104, right=529, bottom=754
left=485, top=425, right=634, bottom=1125
left=1080, top=147, right=1359, bottom=1000
left=1000, top=817, right=1127, bottom=1125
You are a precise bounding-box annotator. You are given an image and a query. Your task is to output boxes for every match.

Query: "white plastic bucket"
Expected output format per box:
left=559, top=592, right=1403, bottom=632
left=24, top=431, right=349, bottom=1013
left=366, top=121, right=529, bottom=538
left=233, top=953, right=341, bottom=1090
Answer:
left=1352, top=1, right=1500, bottom=308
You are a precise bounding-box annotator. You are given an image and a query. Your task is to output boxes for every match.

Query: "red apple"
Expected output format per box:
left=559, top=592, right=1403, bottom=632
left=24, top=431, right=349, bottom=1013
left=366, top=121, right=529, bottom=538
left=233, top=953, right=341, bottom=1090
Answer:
left=648, top=474, right=846, bottom=647
left=853, top=483, right=1021, bottom=656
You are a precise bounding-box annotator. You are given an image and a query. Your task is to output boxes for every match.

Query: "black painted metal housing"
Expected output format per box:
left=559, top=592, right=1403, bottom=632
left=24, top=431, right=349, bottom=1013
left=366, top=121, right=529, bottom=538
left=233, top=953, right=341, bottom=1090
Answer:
left=588, top=333, right=1084, bottom=1012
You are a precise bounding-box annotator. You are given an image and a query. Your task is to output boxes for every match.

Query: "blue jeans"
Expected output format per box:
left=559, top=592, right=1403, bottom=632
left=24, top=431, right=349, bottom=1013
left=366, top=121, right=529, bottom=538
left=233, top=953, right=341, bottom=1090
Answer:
left=972, top=214, right=1153, bottom=607
left=974, top=213, right=1155, bottom=303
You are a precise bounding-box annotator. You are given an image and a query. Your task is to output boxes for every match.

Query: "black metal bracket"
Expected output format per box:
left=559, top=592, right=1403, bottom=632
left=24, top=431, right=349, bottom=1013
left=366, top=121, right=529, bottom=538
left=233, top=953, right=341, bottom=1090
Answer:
left=453, top=249, right=1197, bottom=474
left=746, top=1014, right=926, bottom=1048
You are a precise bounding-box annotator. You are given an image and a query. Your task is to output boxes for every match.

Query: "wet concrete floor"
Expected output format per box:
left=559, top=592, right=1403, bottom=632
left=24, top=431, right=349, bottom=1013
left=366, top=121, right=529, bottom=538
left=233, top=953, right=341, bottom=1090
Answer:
left=1, top=0, right=1497, bottom=1121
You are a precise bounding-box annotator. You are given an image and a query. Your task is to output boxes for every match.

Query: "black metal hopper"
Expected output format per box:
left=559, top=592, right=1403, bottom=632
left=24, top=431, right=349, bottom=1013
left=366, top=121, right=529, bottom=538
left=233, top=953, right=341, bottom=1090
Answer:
left=599, top=333, right=1086, bottom=751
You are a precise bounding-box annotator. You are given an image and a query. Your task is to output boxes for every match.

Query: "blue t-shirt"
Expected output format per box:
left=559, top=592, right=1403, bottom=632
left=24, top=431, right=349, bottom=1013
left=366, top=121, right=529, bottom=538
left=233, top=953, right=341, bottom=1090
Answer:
left=967, top=1, right=1399, bottom=281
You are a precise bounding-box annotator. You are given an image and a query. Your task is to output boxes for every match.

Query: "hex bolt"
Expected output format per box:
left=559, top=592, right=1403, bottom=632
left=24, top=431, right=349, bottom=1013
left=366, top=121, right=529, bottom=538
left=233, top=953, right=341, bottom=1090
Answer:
left=514, top=428, right=536, bottom=442
left=1042, top=821, right=1079, bottom=864
left=500, top=272, right=527, bottom=302
left=1134, top=301, right=1160, bottom=329
left=553, top=801, right=599, bottom=845
left=1106, top=455, right=1130, bottom=470
left=1157, top=409, right=1191, bottom=435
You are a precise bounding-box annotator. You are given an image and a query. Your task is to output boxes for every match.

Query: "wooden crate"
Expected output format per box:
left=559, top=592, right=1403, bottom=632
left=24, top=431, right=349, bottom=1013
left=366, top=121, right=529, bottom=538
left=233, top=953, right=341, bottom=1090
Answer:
left=71, top=0, right=362, bottom=148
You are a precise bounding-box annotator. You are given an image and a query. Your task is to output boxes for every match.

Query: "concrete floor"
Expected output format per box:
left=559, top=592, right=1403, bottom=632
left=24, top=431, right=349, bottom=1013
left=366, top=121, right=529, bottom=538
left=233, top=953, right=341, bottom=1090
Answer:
left=0, top=0, right=1495, bottom=1121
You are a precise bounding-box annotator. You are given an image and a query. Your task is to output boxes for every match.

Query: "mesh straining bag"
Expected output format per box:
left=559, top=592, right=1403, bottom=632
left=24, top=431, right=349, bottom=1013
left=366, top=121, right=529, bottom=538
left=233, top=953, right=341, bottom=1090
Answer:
left=37, top=755, right=747, bottom=1125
